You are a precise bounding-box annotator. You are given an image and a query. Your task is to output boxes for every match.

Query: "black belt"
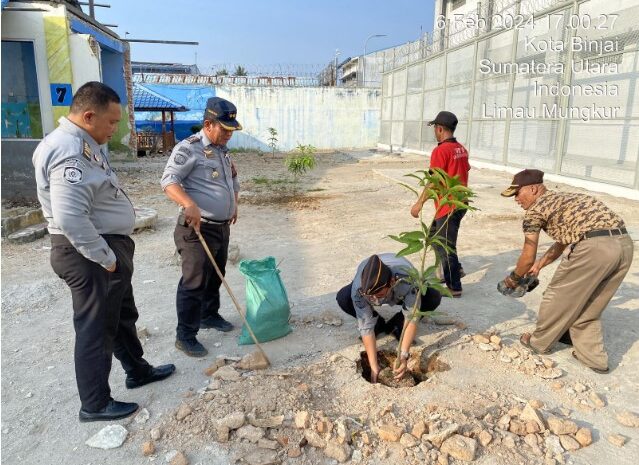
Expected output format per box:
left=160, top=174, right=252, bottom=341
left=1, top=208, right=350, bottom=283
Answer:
left=583, top=227, right=627, bottom=239
left=200, top=217, right=230, bottom=225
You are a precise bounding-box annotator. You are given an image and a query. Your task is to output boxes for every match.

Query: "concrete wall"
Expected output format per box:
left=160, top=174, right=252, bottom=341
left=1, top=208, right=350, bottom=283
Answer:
left=68, top=33, right=101, bottom=91
left=0, top=140, right=40, bottom=201
left=137, top=84, right=382, bottom=151
left=218, top=86, right=381, bottom=151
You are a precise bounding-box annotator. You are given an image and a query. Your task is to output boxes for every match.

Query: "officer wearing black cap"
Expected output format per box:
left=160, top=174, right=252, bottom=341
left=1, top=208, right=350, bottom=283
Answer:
left=336, top=254, right=441, bottom=383
left=411, top=110, right=470, bottom=297
left=34, top=81, right=175, bottom=422
left=161, top=97, right=242, bottom=357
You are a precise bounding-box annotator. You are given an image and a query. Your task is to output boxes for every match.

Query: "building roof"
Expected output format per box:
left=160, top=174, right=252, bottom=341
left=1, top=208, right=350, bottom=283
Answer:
left=133, top=84, right=188, bottom=111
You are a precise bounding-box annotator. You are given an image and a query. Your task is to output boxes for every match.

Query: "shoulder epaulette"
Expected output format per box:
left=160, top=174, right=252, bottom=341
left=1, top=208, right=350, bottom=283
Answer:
left=185, top=134, right=201, bottom=144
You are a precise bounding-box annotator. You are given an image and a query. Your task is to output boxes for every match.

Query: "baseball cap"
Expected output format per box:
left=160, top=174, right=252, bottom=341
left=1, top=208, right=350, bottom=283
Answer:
left=428, top=111, right=458, bottom=131
left=501, top=169, right=545, bottom=197
left=361, top=255, right=393, bottom=295
left=204, top=97, right=242, bottom=131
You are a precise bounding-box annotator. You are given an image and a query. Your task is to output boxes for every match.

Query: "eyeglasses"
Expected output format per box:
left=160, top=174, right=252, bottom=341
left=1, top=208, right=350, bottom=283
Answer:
left=359, top=280, right=397, bottom=306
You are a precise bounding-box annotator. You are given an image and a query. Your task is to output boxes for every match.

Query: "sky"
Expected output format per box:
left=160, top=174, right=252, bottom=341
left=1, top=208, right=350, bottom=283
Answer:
left=96, top=0, right=435, bottom=73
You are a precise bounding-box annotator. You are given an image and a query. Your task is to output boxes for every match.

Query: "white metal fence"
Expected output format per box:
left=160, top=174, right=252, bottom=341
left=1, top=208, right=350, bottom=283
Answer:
left=380, top=0, right=639, bottom=190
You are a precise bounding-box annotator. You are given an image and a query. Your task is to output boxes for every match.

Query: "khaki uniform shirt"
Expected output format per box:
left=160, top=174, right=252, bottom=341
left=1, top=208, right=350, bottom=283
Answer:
left=523, top=190, right=625, bottom=244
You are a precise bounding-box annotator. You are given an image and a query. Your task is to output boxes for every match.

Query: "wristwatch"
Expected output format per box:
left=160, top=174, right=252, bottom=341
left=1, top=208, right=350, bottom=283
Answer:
left=400, top=350, right=410, bottom=361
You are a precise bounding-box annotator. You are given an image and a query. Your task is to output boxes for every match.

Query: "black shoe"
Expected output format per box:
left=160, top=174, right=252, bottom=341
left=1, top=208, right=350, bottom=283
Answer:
left=558, top=331, right=573, bottom=346
left=175, top=338, right=208, bottom=357
left=79, top=399, right=138, bottom=423
left=126, top=364, right=176, bottom=389
left=200, top=314, right=234, bottom=332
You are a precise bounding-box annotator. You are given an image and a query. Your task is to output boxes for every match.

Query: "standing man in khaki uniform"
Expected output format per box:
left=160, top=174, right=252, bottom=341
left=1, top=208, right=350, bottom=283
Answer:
left=499, top=169, right=633, bottom=373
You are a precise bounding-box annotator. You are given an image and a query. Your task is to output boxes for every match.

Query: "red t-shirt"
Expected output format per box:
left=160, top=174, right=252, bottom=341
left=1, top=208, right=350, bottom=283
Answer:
left=429, top=138, right=470, bottom=219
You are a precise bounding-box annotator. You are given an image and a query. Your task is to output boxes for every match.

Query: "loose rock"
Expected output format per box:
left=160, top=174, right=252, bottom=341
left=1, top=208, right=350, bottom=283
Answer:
left=243, top=450, right=279, bottom=465
left=142, top=441, right=155, bottom=456
left=544, top=435, right=564, bottom=455
left=324, top=441, right=352, bottom=463
left=478, top=343, right=496, bottom=352
left=213, top=365, right=241, bottom=381
left=411, top=420, right=427, bottom=438
left=521, top=404, right=546, bottom=431
left=169, top=451, right=189, bottom=465
left=150, top=427, right=162, bottom=441
left=547, top=417, right=578, bottom=435
left=295, top=411, right=310, bottom=429
left=85, top=425, right=128, bottom=449
left=589, top=391, right=606, bottom=408
left=175, top=404, right=193, bottom=421
left=574, top=382, right=587, bottom=393
left=400, top=433, right=420, bottom=448
left=237, top=352, right=270, bottom=370
left=423, top=423, right=459, bottom=448
left=304, top=429, right=326, bottom=448
left=236, top=425, right=265, bottom=443
left=509, top=419, right=528, bottom=436
left=616, top=410, right=639, bottom=428
left=287, top=447, right=302, bottom=458
left=607, top=434, right=626, bottom=447
left=559, top=435, right=580, bottom=451
left=250, top=414, right=285, bottom=428
left=219, top=411, right=246, bottom=430
left=376, top=424, right=403, bottom=442
left=135, top=408, right=150, bottom=424
left=441, top=434, right=477, bottom=462
left=473, top=334, right=490, bottom=344
left=478, top=430, right=492, bottom=447
left=575, top=428, right=592, bottom=447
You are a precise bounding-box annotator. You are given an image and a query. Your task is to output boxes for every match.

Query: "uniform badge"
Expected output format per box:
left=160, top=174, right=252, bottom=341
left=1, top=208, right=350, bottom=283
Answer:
left=63, top=166, right=83, bottom=184
left=93, top=152, right=102, bottom=164
left=82, top=141, right=92, bottom=161
left=203, top=148, right=214, bottom=158
left=211, top=170, right=219, bottom=179
left=174, top=153, right=187, bottom=165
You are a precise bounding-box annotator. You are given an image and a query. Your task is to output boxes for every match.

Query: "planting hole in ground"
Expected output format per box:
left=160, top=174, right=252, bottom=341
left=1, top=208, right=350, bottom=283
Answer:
left=357, top=350, right=450, bottom=388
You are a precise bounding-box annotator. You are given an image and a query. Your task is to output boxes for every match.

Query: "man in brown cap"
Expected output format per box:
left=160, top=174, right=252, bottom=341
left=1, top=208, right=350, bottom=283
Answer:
left=336, top=254, right=441, bottom=382
left=500, top=169, right=633, bottom=373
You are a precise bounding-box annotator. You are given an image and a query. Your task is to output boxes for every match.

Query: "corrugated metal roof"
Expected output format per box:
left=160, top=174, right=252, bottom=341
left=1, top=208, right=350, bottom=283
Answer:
left=133, top=84, right=188, bottom=111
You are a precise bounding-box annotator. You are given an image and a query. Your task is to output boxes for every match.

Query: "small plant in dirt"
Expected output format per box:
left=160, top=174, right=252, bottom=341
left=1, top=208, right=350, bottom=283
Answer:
left=285, top=143, right=317, bottom=183
left=267, top=127, right=278, bottom=158
left=390, top=168, right=476, bottom=372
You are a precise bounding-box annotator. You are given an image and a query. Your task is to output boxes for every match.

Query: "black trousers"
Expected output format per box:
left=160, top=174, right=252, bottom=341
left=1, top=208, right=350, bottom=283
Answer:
left=336, top=282, right=442, bottom=326
left=430, top=209, right=466, bottom=291
left=173, top=222, right=229, bottom=341
left=50, top=234, right=151, bottom=412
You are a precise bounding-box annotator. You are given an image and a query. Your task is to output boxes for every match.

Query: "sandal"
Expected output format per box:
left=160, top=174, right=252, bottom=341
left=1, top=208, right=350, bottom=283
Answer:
left=572, top=351, right=609, bottom=374
left=519, top=333, right=549, bottom=355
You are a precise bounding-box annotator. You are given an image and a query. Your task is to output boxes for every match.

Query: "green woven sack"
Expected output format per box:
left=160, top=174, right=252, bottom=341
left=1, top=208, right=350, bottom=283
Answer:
left=238, top=256, right=292, bottom=345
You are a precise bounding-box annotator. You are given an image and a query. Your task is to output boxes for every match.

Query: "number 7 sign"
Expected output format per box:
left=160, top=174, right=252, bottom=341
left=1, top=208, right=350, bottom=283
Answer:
left=50, top=83, right=73, bottom=106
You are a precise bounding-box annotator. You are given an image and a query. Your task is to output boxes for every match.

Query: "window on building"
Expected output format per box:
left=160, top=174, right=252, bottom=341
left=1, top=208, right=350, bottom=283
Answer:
left=2, top=41, right=43, bottom=139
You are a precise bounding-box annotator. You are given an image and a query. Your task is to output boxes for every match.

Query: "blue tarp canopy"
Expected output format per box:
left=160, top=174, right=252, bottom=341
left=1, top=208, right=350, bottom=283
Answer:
left=133, top=84, right=188, bottom=112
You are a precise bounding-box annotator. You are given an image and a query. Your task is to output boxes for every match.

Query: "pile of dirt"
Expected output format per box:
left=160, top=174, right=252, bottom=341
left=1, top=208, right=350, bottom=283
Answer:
left=142, top=350, right=599, bottom=465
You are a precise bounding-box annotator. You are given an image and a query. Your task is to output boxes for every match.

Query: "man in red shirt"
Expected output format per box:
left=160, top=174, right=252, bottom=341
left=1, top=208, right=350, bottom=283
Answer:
left=411, top=111, right=470, bottom=297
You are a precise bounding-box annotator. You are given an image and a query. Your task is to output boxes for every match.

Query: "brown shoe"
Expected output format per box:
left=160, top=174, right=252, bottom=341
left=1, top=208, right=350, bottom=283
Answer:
left=572, top=351, right=609, bottom=374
